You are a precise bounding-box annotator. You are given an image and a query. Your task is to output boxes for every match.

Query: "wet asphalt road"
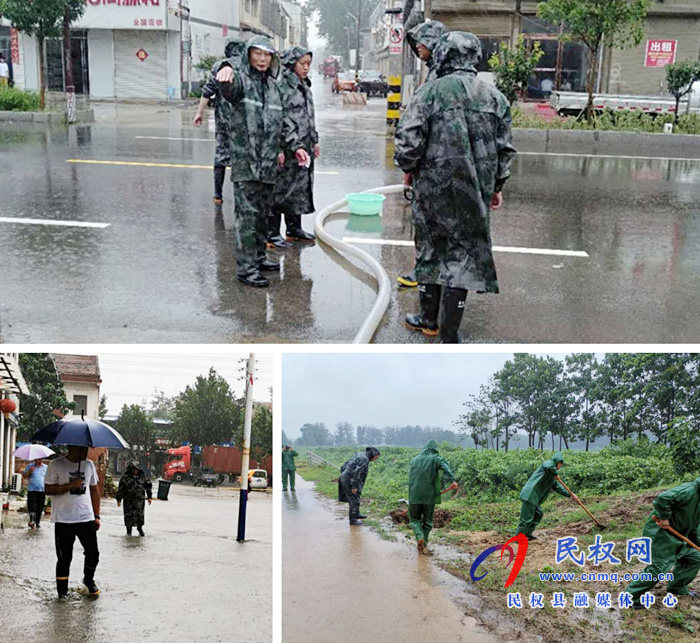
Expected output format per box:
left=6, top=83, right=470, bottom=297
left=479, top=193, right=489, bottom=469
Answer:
left=282, top=476, right=495, bottom=643
left=0, top=484, right=271, bottom=643
left=2, top=77, right=700, bottom=343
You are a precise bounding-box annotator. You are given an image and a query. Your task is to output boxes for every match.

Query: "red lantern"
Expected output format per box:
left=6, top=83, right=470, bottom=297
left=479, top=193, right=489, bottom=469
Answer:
left=0, top=399, right=17, bottom=419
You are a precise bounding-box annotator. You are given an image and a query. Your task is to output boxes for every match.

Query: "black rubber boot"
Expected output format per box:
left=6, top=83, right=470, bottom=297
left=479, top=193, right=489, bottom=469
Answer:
left=286, top=215, right=315, bottom=241
left=57, top=578, right=69, bottom=598
left=405, top=284, right=441, bottom=336
left=137, top=526, right=145, bottom=537
left=126, top=526, right=132, bottom=536
left=237, top=273, right=270, bottom=288
left=213, top=166, right=226, bottom=204
left=267, top=211, right=293, bottom=248
left=439, top=287, right=467, bottom=344
left=83, top=577, right=100, bottom=596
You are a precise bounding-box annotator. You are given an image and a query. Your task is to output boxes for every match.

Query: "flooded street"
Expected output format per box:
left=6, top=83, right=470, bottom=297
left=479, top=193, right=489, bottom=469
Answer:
left=0, top=484, right=271, bottom=643
left=282, top=476, right=495, bottom=643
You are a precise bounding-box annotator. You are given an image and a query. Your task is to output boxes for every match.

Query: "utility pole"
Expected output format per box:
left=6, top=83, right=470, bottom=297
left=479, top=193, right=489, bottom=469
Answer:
left=237, top=353, right=255, bottom=542
left=355, top=0, right=362, bottom=81
left=63, top=7, right=76, bottom=124
left=385, top=2, right=404, bottom=135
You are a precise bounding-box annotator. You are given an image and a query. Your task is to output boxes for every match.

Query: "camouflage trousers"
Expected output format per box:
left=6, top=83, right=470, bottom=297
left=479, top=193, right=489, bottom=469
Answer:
left=232, top=181, right=274, bottom=277
left=122, top=497, right=146, bottom=528
left=340, top=478, right=362, bottom=522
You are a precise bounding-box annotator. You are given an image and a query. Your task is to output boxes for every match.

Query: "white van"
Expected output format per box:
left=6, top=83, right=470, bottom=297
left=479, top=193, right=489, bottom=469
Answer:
left=248, top=469, right=268, bottom=490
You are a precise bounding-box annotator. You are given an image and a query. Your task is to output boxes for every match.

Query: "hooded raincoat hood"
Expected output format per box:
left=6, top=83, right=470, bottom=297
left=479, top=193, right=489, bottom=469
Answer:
left=406, top=21, right=446, bottom=59
left=246, top=35, right=281, bottom=79
left=520, top=452, right=570, bottom=506
left=225, top=39, right=247, bottom=62
left=408, top=440, right=455, bottom=505
left=281, top=46, right=313, bottom=71
left=432, top=31, right=482, bottom=78
left=366, top=446, right=381, bottom=459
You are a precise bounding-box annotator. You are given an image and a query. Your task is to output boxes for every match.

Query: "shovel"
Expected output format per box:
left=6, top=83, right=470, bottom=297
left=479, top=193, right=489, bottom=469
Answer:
left=556, top=476, right=607, bottom=529
left=652, top=516, right=700, bottom=553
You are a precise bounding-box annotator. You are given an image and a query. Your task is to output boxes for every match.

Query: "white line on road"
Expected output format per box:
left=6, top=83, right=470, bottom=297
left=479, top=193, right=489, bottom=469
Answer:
left=342, top=236, right=589, bottom=258
left=519, top=151, right=700, bottom=163
left=0, top=217, right=110, bottom=229
left=135, top=135, right=216, bottom=142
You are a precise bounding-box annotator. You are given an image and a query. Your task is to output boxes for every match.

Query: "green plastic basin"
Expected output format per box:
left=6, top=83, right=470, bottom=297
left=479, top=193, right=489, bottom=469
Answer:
left=346, top=193, right=386, bottom=216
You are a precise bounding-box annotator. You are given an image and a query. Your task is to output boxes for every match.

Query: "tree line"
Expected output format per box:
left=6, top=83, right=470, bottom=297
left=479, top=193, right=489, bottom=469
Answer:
left=456, top=353, right=700, bottom=453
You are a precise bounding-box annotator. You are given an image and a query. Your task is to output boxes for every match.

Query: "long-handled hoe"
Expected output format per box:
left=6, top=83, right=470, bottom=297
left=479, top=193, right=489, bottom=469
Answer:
left=556, top=476, right=607, bottom=529
left=653, top=516, right=700, bottom=553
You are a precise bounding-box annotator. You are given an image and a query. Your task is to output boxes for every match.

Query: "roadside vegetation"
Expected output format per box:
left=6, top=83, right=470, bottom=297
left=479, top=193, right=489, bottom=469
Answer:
left=0, top=88, right=41, bottom=112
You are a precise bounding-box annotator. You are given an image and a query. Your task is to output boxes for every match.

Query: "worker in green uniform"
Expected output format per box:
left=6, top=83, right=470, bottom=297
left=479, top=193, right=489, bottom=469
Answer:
left=282, top=445, right=299, bottom=491
left=516, top=452, right=577, bottom=540
left=626, top=477, right=700, bottom=608
left=408, top=440, right=458, bottom=554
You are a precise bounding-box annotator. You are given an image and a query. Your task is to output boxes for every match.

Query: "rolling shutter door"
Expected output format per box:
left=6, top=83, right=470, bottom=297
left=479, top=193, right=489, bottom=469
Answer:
left=114, top=30, right=168, bottom=100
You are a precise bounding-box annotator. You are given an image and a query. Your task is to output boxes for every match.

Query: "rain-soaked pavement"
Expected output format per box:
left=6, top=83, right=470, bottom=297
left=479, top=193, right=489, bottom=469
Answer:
left=0, top=484, right=271, bottom=643
left=2, top=77, right=700, bottom=342
left=282, top=476, right=495, bottom=643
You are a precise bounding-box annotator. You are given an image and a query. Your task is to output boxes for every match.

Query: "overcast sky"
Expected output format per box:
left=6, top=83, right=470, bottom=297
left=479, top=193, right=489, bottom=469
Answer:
left=61, top=351, right=273, bottom=417
left=282, top=353, right=569, bottom=439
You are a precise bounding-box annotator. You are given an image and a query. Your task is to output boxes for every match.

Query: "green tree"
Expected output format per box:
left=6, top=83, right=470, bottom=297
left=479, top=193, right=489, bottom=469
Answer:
left=98, top=394, right=108, bottom=420
left=115, top=404, right=156, bottom=456
left=251, top=405, right=272, bottom=462
left=282, top=430, right=292, bottom=446
left=307, top=0, right=379, bottom=60
left=148, top=389, right=177, bottom=421
left=334, top=422, right=355, bottom=446
left=667, top=417, right=700, bottom=476
left=538, top=0, right=651, bottom=122
left=0, top=0, right=86, bottom=109
left=17, top=353, right=74, bottom=440
left=666, top=61, right=700, bottom=126
left=488, top=36, right=543, bottom=104
left=296, top=422, right=331, bottom=446
left=171, top=368, right=242, bottom=446
left=565, top=353, right=600, bottom=451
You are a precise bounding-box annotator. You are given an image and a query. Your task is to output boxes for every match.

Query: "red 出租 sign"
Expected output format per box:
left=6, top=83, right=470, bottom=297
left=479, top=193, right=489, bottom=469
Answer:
left=10, top=28, right=20, bottom=64
left=645, top=40, right=677, bottom=68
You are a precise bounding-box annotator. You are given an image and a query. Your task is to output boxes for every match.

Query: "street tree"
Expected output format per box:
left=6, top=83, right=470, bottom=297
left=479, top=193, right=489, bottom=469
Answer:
left=488, top=36, right=543, bottom=104
left=538, top=0, right=651, bottom=122
left=98, top=395, right=108, bottom=420
left=115, top=404, right=156, bottom=456
left=171, top=368, right=242, bottom=447
left=17, top=353, right=74, bottom=440
left=250, top=405, right=272, bottom=463
left=666, top=61, right=700, bottom=125
left=296, top=422, right=331, bottom=446
left=307, top=0, right=379, bottom=60
left=148, top=388, right=177, bottom=421
left=0, top=0, right=86, bottom=110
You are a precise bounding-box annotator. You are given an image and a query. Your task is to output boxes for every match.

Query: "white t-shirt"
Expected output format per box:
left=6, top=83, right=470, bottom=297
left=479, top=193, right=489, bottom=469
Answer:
left=45, top=457, right=99, bottom=524
left=0, top=62, right=9, bottom=78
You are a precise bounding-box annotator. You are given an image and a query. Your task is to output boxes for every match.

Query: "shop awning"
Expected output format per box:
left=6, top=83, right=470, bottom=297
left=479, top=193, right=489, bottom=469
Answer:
left=0, top=354, right=29, bottom=395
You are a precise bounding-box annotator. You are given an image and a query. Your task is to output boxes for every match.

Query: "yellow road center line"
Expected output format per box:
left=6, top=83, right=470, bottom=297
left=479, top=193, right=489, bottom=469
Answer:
left=67, top=159, right=340, bottom=175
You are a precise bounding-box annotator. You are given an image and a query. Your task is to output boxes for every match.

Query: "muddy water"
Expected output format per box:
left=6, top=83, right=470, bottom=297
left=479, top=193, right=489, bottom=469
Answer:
left=0, top=484, right=271, bottom=643
left=283, top=477, right=496, bottom=643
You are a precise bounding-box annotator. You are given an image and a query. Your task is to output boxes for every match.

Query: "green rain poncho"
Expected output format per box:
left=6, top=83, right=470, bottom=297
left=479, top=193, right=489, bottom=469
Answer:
left=626, top=477, right=700, bottom=601
left=408, top=440, right=455, bottom=505
left=281, top=448, right=298, bottom=471
left=519, top=452, right=570, bottom=505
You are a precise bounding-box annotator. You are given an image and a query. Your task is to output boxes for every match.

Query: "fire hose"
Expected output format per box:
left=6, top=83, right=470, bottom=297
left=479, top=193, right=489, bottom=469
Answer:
left=314, top=184, right=406, bottom=344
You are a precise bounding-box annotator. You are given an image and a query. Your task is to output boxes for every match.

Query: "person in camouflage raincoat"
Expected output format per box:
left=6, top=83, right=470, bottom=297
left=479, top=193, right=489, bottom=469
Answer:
left=338, top=447, right=380, bottom=525
left=194, top=40, right=247, bottom=204
left=116, top=462, right=152, bottom=537
left=397, top=20, right=447, bottom=289
left=394, top=32, right=516, bottom=343
left=215, top=36, right=308, bottom=288
left=267, top=46, right=319, bottom=248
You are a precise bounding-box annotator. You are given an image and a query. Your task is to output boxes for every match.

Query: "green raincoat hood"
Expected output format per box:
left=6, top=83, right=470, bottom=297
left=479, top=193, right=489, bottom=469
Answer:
left=433, top=31, right=482, bottom=78
left=552, top=452, right=565, bottom=466
left=406, top=21, right=446, bottom=59
left=246, top=35, right=280, bottom=79
left=421, top=439, right=439, bottom=454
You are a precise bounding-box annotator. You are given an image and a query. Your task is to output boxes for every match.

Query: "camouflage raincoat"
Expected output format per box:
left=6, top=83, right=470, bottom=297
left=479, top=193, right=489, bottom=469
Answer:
left=394, top=32, right=516, bottom=292
left=273, top=46, right=318, bottom=216
left=406, top=21, right=446, bottom=83
left=338, top=447, right=380, bottom=521
left=217, top=36, right=288, bottom=184
left=116, top=464, right=152, bottom=528
left=202, top=40, right=247, bottom=167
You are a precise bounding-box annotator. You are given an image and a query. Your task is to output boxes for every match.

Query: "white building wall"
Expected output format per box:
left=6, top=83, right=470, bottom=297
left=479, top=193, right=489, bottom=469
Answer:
left=87, top=30, right=115, bottom=98
left=167, top=30, right=181, bottom=97
left=64, top=381, right=100, bottom=421
left=21, top=33, right=39, bottom=91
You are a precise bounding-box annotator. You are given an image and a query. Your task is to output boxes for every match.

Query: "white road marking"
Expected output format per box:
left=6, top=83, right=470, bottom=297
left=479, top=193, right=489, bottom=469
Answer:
left=135, top=135, right=215, bottom=142
left=519, top=151, right=700, bottom=163
left=342, top=236, right=589, bottom=258
left=0, top=217, right=110, bottom=229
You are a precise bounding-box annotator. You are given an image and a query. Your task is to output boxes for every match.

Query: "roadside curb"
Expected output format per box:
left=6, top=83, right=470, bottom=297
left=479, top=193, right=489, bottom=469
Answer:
left=514, top=127, right=700, bottom=158
left=0, top=109, right=95, bottom=124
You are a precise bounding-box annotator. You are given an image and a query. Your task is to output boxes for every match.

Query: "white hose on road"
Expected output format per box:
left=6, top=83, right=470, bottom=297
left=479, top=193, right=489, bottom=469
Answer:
left=314, top=184, right=407, bottom=344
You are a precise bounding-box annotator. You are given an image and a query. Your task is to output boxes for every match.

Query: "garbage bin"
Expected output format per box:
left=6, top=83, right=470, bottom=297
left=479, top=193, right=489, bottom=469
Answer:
left=157, top=479, right=171, bottom=501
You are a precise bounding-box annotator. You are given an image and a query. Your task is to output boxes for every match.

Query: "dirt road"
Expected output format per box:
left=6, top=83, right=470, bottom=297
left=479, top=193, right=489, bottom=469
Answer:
left=283, top=476, right=496, bottom=643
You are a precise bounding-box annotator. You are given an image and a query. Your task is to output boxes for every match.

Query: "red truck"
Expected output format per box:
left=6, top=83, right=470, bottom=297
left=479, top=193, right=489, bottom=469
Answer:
left=163, top=445, right=273, bottom=483
left=319, top=56, right=342, bottom=78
